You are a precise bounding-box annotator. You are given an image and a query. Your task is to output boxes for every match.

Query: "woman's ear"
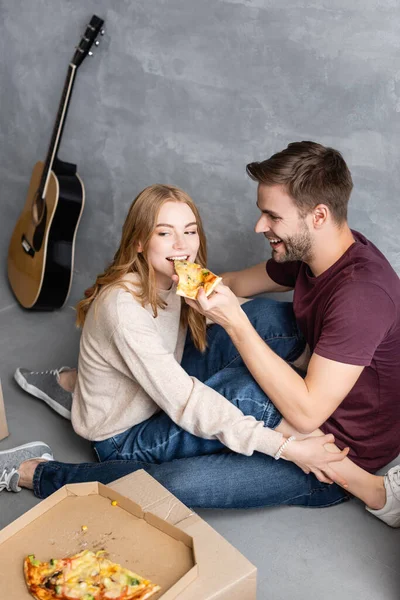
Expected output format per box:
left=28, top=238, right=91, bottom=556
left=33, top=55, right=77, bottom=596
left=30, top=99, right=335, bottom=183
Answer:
left=137, top=241, right=143, bottom=253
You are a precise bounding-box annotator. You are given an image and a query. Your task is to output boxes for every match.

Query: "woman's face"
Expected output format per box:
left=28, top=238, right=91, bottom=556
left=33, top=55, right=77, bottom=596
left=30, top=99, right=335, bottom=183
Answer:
left=145, top=201, right=200, bottom=290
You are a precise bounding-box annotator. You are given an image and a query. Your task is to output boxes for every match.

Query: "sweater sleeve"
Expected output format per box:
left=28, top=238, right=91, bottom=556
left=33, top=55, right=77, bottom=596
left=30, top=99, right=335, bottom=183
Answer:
left=108, top=305, right=283, bottom=458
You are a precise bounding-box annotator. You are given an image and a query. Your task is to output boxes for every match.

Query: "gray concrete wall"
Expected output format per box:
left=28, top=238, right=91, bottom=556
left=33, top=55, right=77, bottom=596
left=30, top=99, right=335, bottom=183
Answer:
left=1, top=0, right=399, bottom=310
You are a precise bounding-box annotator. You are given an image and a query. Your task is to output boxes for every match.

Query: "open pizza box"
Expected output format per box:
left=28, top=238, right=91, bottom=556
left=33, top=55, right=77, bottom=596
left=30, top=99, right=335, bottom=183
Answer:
left=0, top=470, right=257, bottom=599
left=0, top=379, right=9, bottom=441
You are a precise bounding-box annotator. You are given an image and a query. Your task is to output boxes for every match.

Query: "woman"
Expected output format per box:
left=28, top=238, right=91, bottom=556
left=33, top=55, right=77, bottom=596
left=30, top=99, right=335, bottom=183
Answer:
left=3, top=184, right=396, bottom=522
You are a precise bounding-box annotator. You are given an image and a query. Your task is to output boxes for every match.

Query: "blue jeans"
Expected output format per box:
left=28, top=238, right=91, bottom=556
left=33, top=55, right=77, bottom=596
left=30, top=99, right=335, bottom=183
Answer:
left=93, top=298, right=302, bottom=463
left=33, top=298, right=348, bottom=509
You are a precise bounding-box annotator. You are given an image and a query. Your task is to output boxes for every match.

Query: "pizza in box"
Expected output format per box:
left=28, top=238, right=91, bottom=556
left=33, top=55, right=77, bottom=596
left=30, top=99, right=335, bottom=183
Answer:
left=24, top=550, right=160, bottom=600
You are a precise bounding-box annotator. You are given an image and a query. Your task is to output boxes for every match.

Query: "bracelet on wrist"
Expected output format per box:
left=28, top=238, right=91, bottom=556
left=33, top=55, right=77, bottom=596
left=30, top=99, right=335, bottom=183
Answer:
left=274, top=435, right=296, bottom=460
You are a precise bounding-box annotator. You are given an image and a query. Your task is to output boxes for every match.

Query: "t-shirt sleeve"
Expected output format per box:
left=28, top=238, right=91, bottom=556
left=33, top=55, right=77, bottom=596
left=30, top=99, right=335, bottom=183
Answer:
left=314, top=282, right=396, bottom=366
left=266, top=259, right=302, bottom=288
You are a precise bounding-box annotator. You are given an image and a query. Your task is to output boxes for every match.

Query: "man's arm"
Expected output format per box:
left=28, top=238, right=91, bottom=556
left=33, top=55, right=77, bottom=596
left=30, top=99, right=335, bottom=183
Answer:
left=187, top=284, right=364, bottom=433
left=226, top=315, right=364, bottom=433
left=220, top=262, right=293, bottom=297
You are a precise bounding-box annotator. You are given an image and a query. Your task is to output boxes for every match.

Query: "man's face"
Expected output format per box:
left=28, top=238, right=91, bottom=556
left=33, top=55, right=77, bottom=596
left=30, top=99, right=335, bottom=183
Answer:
left=255, top=184, right=314, bottom=263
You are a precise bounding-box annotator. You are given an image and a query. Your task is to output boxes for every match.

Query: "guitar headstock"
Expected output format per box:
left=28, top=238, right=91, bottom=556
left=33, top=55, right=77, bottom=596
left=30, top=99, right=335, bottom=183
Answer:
left=71, top=15, right=105, bottom=68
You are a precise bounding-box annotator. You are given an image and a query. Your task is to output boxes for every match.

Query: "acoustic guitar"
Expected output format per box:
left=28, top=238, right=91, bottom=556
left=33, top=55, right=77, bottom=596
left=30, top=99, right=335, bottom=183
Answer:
left=8, top=15, right=104, bottom=310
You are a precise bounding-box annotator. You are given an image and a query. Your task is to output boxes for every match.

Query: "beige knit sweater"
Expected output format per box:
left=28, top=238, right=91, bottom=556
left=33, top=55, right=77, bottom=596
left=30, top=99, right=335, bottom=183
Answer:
left=71, top=273, right=283, bottom=457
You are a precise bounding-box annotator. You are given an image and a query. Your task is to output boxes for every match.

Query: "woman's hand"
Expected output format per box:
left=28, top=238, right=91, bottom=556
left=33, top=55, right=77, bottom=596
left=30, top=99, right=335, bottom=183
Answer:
left=280, top=434, right=350, bottom=487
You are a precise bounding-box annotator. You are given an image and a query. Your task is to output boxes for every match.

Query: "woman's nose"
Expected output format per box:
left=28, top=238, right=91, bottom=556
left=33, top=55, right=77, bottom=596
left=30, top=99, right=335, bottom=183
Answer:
left=173, top=235, right=186, bottom=249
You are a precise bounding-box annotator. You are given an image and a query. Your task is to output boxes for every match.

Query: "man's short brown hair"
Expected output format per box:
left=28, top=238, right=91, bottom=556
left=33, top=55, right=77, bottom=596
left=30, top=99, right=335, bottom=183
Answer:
left=246, top=141, right=353, bottom=224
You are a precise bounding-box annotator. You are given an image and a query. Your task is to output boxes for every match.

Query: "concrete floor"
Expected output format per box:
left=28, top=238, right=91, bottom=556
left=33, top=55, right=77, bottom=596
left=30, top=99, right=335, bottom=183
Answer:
left=0, top=284, right=399, bottom=599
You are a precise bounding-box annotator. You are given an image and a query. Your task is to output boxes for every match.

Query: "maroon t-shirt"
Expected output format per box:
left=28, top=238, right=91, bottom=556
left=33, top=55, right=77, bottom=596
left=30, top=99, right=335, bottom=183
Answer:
left=266, top=231, right=400, bottom=472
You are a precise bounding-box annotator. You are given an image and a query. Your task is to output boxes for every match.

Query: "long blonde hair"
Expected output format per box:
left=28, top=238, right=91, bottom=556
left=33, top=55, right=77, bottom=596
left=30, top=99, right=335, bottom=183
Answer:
left=76, top=184, right=208, bottom=351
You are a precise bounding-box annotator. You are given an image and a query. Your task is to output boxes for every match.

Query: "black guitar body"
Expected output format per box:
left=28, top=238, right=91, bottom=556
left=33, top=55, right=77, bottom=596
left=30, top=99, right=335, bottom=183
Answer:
left=34, top=159, right=85, bottom=310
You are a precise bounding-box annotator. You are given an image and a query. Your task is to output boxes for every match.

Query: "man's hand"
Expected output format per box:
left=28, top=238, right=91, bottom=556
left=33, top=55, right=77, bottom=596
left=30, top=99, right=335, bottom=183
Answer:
left=184, top=283, right=248, bottom=332
left=281, top=433, right=350, bottom=487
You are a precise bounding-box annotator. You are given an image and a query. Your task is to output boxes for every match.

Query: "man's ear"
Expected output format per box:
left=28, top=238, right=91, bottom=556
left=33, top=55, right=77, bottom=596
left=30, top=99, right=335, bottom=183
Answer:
left=312, top=204, right=329, bottom=229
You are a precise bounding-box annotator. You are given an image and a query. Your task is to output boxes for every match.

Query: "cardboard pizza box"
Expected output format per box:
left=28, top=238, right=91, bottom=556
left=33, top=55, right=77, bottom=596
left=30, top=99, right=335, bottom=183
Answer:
left=0, top=471, right=257, bottom=599
left=110, top=470, right=257, bottom=599
left=0, top=480, right=198, bottom=599
left=0, top=379, right=9, bottom=441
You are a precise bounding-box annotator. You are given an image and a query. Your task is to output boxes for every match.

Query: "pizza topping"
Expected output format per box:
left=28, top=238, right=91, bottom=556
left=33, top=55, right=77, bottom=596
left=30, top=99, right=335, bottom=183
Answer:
left=28, top=554, right=40, bottom=566
left=24, top=550, right=161, bottom=600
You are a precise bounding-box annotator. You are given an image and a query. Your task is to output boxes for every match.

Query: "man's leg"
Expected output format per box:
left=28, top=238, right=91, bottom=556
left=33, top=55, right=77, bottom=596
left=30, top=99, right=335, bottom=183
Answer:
left=182, top=297, right=305, bottom=382
left=31, top=451, right=348, bottom=508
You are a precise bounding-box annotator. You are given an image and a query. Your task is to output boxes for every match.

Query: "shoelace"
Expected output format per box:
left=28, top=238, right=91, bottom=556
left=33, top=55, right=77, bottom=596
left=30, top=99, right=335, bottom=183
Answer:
left=388, top=467, right=400, bottom=498
left=0, top=467, right=18, bottom=491
left=32, top=369, right=59, bottom=376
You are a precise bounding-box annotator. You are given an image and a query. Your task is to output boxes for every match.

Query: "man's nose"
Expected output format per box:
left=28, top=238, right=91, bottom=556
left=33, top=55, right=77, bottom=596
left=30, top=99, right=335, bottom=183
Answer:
left=255, top=215, right=268, bottom=233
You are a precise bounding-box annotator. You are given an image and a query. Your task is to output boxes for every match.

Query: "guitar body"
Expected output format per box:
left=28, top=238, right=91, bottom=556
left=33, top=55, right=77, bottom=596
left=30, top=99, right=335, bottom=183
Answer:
left=8, top=160, right=85, bottom=310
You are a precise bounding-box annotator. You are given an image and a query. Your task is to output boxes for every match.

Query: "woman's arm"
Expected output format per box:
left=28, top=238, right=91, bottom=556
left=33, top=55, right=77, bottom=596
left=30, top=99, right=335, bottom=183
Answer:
left=110, top=305, right=285, bottom=458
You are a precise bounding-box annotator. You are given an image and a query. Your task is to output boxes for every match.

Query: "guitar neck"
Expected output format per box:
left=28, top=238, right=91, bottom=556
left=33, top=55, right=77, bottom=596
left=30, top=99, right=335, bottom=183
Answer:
left=39, top=63, right=77, bottom=198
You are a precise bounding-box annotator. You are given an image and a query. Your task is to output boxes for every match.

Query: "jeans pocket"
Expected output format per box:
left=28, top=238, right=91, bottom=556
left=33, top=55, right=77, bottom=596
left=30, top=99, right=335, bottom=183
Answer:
left=261, top=399, right=282, bottom=429
left=93, top=435, right=123, bottom=462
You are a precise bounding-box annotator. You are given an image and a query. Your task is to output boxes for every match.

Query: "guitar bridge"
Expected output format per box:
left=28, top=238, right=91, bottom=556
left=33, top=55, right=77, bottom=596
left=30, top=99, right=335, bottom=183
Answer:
left=21, top=235, right=35, bottom=257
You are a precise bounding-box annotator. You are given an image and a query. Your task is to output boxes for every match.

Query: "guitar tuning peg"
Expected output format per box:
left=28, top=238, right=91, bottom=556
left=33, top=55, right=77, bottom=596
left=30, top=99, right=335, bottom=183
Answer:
left=100, top=29, right=105, bottom=36
left=95, top=40, right=100, bottom=46
left=88, top=51, right=93, bottom=56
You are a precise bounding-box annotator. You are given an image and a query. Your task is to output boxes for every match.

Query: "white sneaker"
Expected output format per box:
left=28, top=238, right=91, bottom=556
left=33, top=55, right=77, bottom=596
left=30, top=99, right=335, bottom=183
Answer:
left=366, top=465, right=400, bottom=528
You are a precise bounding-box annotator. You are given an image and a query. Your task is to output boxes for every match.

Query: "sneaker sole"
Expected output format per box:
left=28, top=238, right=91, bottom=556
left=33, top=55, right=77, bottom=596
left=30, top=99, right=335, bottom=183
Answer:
left=0, top=441, right=54, bottom=460
left=14, top=368, right=72, bottom=420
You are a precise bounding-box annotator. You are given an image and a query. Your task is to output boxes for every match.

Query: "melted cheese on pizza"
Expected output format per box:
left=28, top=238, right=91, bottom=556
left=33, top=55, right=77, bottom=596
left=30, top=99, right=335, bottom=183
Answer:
left=24, top=550, right=160, bottom=600
left=174, top=260, right=221, bottom=299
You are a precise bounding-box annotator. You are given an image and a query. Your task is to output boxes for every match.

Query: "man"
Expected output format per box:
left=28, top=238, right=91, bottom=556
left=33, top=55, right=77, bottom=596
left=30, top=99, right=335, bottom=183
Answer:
left=6, top=142, right=400, bottom=525
left=186, top=140, right=400, bottom=499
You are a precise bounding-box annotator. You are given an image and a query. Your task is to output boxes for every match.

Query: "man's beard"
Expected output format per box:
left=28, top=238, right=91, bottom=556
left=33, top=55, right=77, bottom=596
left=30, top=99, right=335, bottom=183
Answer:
left=272, top=222, right=313, bottom=263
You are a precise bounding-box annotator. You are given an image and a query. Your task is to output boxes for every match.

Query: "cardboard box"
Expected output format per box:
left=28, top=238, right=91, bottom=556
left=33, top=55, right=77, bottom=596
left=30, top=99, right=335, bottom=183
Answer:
left=110, top=471, right=257, bottom=599
left=0, top=471, right=257, bottom=599
left=0, top=379, right=9, bottom=441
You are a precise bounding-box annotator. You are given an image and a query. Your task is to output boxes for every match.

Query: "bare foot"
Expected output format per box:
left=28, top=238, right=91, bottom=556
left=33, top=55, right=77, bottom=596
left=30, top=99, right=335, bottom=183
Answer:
left=366, top=478, right=387, bottom=511
left=18, top=459, right=47, bottom=489
left=58, top=369, right=77, bottom=393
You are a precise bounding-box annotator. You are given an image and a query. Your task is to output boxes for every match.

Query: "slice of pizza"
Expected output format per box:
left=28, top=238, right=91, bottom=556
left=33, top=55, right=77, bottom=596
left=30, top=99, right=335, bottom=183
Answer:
left=174, top=260, right=222, bottom=299
left=24, top=549, right=161, bottom=600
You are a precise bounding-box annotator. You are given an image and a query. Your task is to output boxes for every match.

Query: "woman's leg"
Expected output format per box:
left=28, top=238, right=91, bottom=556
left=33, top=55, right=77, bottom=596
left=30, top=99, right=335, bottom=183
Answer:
left=181, top=297, right=305, bottom=382
left=29, top=452, right=347, bottom=508
left=101, top=298, right=298, bottom=464
left=93, top=366, right=282, bottom=464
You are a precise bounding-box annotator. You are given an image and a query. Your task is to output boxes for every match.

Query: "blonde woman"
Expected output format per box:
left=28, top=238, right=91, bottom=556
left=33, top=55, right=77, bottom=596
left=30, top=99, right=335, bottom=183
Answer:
left=3, top=185, right=397, bottom=525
